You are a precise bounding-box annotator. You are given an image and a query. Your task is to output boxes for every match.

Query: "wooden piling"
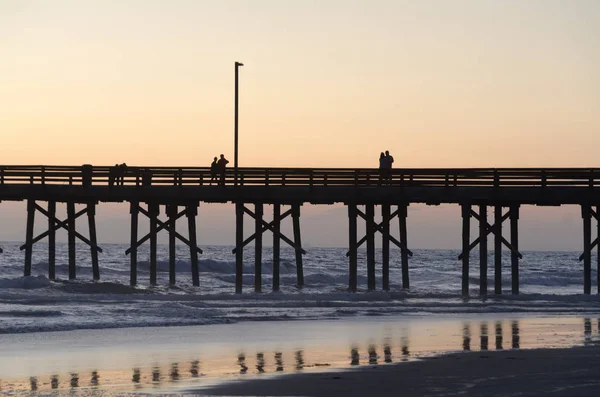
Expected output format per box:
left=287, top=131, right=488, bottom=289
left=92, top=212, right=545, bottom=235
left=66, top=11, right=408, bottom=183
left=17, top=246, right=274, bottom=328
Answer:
left=292, top=204, right=304, bottom=288
left=597, top=205, right=600, bottom=294
left=168, top=205, right=177, bottom=286
left=479, top=205, right=488, bottom=295
left=510, top=205, right=519, bottom=295
left=87, top=203, right=100, bottom=280
left=382, top=204, right=390, bottom=291
left=399, top=204, right=409, bottom=289
left=235, top=202, right=244, bottom=294
left=48, top=201, right=56, bottom=280
left=494, top=205, right=502, bottom=294
left=254, top=203, right=263, bottom=293
left=348, top=204, right=358, bottom=292
left=24, top=199, right=35, bottom=277
left=273, top=204, right=281, bottom=292
left=366, top=204, right=376, bottom=291
left=582, top=204, right=591, bottom=294
left=461, top=204, right=471, bottom=296
left=130, top=202, right=138, bottom=286
left=67, top=201, right=76, bottom=280
left=187, top=204, right=199, bottom=287
left=149, top=203, right=159, bottom=286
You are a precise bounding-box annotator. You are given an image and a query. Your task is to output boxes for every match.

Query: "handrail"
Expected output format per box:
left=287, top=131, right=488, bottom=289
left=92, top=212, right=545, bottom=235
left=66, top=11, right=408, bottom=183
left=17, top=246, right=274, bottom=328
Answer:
left=0, top=165, right=598, bottom=188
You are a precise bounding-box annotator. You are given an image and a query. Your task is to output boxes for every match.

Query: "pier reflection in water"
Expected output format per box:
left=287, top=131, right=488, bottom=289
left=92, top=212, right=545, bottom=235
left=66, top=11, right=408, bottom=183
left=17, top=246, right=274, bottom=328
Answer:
left=2, top=316, right=598, bottom=394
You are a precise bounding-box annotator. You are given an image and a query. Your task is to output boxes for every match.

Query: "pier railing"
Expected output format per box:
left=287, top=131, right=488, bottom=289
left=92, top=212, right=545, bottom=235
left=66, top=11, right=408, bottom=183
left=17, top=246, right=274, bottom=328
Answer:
left=0, top=165, right=599, bottom=188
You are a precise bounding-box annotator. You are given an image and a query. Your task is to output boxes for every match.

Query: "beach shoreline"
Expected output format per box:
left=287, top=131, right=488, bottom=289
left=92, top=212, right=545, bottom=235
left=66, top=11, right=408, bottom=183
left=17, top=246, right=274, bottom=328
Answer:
left=195, top=344, right=600, bottom=397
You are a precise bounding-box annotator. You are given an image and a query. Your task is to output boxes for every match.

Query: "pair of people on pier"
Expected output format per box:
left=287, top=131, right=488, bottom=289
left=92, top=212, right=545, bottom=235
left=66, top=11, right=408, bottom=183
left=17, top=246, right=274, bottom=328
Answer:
left=378, top=151, right=394, bottom=185
left=109, top=163, right=128, bottom=186
left=210, top=154, right=229, bottom=186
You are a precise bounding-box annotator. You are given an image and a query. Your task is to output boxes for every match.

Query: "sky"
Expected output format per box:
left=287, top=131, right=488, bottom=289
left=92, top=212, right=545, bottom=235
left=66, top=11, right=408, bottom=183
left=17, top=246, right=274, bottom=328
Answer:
left=1, top=0, right=599, bottom=250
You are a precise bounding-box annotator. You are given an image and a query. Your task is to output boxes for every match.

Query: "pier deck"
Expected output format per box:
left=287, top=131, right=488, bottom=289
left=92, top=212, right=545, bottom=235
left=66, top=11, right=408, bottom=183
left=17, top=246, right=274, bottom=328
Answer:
left=1, top=165, right=599, bottom=295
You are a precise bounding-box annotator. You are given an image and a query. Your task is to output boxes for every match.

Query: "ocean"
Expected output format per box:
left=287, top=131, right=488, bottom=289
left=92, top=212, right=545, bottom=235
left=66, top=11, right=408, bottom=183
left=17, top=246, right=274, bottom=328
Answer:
left=0, top=243, right=599, bottom=334
left=0, top=243, right=599, bottom=395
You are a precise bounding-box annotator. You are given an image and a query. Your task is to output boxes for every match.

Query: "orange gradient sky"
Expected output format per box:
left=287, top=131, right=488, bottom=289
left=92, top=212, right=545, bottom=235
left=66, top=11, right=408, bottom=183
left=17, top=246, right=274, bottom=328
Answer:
left=0, top=1, right=599, bottom=250
left=2, top=0, right=599, bottom=168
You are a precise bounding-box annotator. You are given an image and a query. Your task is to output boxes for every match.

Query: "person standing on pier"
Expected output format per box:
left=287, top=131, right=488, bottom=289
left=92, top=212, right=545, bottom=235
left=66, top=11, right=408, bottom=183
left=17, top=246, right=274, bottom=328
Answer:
left=378, top=152, right=387, bottom=186
left=217, top=154, right=229, bottom=186
left=210, top=157, right=218, bottom=185
left=385, top=150, right=394, bottom=184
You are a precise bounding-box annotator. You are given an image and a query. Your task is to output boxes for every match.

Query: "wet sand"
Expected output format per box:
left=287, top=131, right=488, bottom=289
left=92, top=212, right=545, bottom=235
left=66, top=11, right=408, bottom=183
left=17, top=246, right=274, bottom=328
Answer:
left=197, top=344, right=600, bottom=397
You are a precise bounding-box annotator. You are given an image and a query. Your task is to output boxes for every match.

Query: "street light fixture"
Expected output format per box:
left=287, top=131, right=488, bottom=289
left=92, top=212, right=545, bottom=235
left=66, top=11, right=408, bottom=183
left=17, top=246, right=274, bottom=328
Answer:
left=234, top=61, right=244, bottom=187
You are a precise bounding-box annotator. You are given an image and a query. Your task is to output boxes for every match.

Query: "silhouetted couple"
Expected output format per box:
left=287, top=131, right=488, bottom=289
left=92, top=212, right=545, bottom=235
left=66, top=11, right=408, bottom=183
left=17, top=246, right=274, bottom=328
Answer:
left=109, top=163, right=128, bottom=186
left=210, top=154, right=229, bottom=186
left=378, top=151, right=394, bottom=185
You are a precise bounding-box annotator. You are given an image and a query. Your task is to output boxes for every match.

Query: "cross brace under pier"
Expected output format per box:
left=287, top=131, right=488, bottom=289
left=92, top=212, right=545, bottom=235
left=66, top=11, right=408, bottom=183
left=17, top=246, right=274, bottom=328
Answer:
left=233, top=203, right=305, bottom=293
left=459, top=205, right=521, bottom=296
left=127, top=202, right=202, bottom=287
left=347, top=203, right=411, bottom=292
left=579, top=205, right=600, bottom=294
left=20, top=199, right=102, bottom=280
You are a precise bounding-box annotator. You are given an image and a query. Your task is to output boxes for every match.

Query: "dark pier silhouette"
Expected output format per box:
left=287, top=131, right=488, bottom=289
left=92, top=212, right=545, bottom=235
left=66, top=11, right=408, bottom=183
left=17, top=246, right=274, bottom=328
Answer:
left=2, top=165, right=600, bottom=295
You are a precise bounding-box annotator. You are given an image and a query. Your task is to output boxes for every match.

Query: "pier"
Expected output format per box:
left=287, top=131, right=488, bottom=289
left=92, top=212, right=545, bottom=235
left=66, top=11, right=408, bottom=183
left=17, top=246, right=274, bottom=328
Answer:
left=1, top=165, right=599, bottom=295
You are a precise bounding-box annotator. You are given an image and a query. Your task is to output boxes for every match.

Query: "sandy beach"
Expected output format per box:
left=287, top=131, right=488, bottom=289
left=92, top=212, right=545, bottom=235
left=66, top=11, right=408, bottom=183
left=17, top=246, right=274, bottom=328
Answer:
left=198, top=344, right=600, bottom=397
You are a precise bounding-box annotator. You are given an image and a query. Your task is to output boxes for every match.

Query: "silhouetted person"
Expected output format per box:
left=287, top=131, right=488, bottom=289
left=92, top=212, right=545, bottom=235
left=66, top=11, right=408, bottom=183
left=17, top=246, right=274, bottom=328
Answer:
left=118, top=163, right=128, bottom=185
left=378, top=152, right=386, bottom=185
left=384, top=150, right=394, bottom=184
left=210, top=156, right=218, bottom=185
left=217, top=154, right=229, bottom=186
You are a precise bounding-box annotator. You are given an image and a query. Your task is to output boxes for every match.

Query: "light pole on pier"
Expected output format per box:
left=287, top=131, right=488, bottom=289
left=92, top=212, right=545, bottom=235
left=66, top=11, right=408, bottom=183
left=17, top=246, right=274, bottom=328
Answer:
left=234, top=61, right=244, bottom=187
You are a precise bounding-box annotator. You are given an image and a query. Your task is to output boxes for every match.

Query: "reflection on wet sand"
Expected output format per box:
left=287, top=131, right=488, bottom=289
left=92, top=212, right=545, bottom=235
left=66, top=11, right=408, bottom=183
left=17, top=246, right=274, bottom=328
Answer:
left=237, top=353, right=248, bottom=374
left=70, top=373, right=79, bottom=388
left=256, top=353, right=265, bottom=373
left=512, top=320, right=520, bottom=349
left=495, top=321, right=503, bottom=350
left=368, top=345, right=378, bottom=365
left=480, top=323, right=489, bottom=351
left=350, top=346, right=360, bottom=366
left=462, top=324, right=471, bottom=351
left=295, top=350, right=305, bottom=370
left=275, top=352, right=284, bottom=372
left=5, top=317, right=599, bottom=394
left=383, top=342, right=392, bottom=363
left=29, top=376, right=37, bottom=391
left=91, top=370, right=99, bottom=386
left=190, top=360, right=199, bottom=377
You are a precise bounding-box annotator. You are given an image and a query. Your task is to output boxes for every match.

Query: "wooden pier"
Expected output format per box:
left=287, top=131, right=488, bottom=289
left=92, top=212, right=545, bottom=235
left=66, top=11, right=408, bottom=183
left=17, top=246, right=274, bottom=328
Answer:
left=1, top=165, right=599, bottom=295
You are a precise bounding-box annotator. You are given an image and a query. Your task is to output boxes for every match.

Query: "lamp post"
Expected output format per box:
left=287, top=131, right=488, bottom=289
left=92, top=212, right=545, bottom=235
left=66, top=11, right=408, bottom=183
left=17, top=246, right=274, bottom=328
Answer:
left=234, top=61, right=244, bottom=187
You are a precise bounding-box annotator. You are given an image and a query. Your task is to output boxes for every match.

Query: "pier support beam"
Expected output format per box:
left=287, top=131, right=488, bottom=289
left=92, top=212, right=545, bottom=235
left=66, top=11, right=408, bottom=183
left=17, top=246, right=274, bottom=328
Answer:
left=382, top=204, right=390, bottom=291
left=494, top=205, right=502, bottom=294
left=235, top=202, right=244, bottom=294
left=187, top=204, right=200, bottom=287
left=67, top=201, right=76, bottom=280
left=292, top=204, right=304, bottom=288
left=597, top=205, right=600, bottom=294
left=461, top=204, right=471, bottom=296
left=87, top=203, right=100, bottom=280
left=232, top=203, right=304, bottom=293
left=399, top=204, right=410, bottom=289
left=273, top=204, right=281, bottom=292
left=582, top=205, right=592, bottom=295
left=130, top=202, right=138, bottom=286
left=510, top=205, right=520, bottom=295
left=254, top=203, right=263, bottom=293
left=24, top=199, right=35, bottom=277
left=149, top=203, right=159, bottom=286
left=366, top=204, right=376, bottom=291
left=479, top=205, right=488, bottom=296
left=168, top=205, right=177, bottom=286
left=348, top=204, right=358, bottom=292
left=48, top=201, right=56, bottom=280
